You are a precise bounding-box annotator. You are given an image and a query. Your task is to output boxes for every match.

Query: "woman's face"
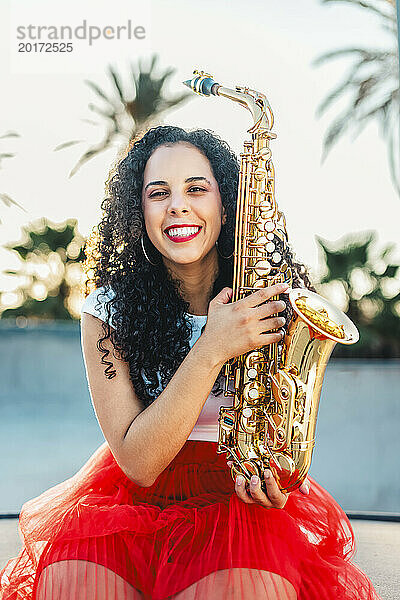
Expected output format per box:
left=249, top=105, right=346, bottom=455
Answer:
left=141, top=142, right=227, bottom=268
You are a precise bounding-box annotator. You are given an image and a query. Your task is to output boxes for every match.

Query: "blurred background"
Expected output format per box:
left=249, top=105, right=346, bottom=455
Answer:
left=1, top=0, right=399, bottom=521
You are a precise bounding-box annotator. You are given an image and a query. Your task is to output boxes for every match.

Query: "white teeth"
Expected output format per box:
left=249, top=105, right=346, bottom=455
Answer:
left=166, top=226, right=201, bottom=238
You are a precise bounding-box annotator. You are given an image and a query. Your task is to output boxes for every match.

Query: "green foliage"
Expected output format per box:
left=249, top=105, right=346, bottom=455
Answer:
left=316, top=230, right=400, bottom=357
left=55, top=54, right=192, bottom=177
left=1, top=217, right=86, bottom=320
left=314, top=0, right=399, bottom=196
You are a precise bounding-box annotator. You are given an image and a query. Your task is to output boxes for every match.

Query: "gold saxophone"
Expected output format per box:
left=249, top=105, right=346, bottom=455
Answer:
left=183, top=70, right=359, bottom=493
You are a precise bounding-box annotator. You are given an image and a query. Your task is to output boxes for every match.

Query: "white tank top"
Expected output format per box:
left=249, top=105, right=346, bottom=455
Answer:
left=80, top=286, right=233, bottom=442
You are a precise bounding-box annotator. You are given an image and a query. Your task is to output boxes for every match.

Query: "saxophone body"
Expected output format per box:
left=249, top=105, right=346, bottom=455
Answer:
left=183, top=70, right=359, bottom=493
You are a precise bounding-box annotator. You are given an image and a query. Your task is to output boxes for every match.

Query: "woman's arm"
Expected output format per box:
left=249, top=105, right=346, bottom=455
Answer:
left=81, top=312, right=225, bottom=487
left=81, top=283, right=287, bottom=488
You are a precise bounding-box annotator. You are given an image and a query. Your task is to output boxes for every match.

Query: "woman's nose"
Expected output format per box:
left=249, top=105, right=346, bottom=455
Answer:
left=167, top=191, right=190, bottom=213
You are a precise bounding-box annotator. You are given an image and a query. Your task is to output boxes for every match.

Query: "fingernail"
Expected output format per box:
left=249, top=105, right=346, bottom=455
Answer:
left=251, top=475, right=259, bottom=485
left=264, top=469, right=271, bottom=479
left=236, top=475, right=244, bottom=485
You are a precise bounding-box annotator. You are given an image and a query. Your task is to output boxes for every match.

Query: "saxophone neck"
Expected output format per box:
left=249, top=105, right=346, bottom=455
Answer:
left=217, top=85, right=274, bottom=134
left=183, top=70, right=275, bottom=134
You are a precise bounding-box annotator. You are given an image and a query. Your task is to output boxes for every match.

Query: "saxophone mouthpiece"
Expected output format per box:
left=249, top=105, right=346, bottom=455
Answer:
left=183, top=70, right=219, bottom=96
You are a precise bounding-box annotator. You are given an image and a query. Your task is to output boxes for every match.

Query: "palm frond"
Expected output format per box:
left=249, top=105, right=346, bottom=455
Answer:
left=83, top=79, right=118, bottom=109
left=313, top=47, right=391, bottom=67
left=149, top=54, right=158, bottom=73
left=0, top=131, right=20, bottom=140
left=54, top=140, right=85, bottom=151
left=314, top=0, right=398, bottom=194
left=387, top=125, right=400, bottom=195
left=58, top=54, right=194, bottom=176
left=108, top=65, right=125, bottom=104
left=320, top=0, right=395, bottom=21
left=80, top=118, right=99, bottom=126
left=315, top=60, right=371, bottom=116
left=157, top=92, right=192, bottom=113
left=350, top=93, right=392, bottom=134
left=88, top=102, right=119, bottom=122
left=68, top=140, right=112, bottom=178
left=0, top=193, right=27, bottom=212
left=67, top=124, right=119, bottom=178
left=321, top=109, right=353, bottom=160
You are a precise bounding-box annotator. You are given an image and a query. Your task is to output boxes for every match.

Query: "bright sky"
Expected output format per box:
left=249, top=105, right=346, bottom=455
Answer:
left=0, top=0, right=399, bottom=307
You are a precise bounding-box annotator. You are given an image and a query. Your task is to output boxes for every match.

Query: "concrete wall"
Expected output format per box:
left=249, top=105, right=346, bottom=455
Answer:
left=0, top=321, right=399, bottom=513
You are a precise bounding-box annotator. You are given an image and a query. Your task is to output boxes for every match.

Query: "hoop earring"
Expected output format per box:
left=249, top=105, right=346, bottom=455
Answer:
left=141, top=234, right=158, bottom=266
left=216, top=239, right=233, bottom=259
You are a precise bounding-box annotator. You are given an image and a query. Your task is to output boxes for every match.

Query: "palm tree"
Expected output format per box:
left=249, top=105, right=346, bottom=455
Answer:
left=1, top=217, right=86, bottom=320
left=316, top=230, right=400, bottom=357
left=313, top=0, right=399, bottom=195
left=55, top=54, right=192, bottom=177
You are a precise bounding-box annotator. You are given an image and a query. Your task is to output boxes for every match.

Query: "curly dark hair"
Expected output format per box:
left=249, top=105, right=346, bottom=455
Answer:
left=83, top=125, right=316, bottom=408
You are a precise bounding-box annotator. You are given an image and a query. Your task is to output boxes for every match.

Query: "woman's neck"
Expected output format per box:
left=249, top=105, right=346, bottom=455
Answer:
left=164, top=247, right=219, bottom=316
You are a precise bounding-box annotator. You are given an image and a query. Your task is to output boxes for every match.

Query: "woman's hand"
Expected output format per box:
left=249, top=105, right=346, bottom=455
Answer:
left=228, top=461, right=310, bottom=509
left=202, top=282, right=289, bottom=365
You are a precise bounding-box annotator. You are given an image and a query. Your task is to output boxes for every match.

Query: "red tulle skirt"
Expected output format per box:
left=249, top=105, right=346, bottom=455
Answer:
left=0, top=440, right=381, bottom=600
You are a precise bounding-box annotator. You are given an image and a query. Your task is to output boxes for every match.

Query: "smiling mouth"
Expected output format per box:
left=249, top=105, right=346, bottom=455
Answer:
left=164, top=226, right=202, bottom=242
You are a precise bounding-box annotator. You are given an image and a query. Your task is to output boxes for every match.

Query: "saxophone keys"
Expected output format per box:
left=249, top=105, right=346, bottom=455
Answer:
left=241, top=460, right=259, bottom=478
left=260, top=208, right=275, bottom=220
left=253, top=259, right=271, bottom=276
left=275, top=428, right=286, bottom=443
left=269, top=453, right=296, bottom=478
left=266, top=242, right=275, bottom=253
left=264, top=221, right=275, bottom=232
left=241, top=407, right=256, bottom=434
left=247, top=368, right=257, bottom=379
left=252, top=234, right=269, bottom=247
left=272, top=252, right=282, bottom=264
left=253, top=279, right=270, bottom=288
left=243, top=380, right=266, bottom=403
left=254, top=168, right=267, bottom=181
left=245, top=351, right=265, bottom=372
left=256, top=147, right=272, bottom=161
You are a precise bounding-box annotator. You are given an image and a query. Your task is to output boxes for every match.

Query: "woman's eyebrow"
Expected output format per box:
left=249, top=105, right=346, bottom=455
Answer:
left=144, top=180, right=167, bottom=191
left=144, top=176, right=211, bottom=192
left=185, top=176, right=211, bottom=185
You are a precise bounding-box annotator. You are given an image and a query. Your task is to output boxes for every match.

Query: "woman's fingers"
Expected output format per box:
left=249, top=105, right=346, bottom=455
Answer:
left=235, top=475, right=256, bottom=504
left=257, top=299, right=286, bottom=320
left=230, top=461, right=309, bottom=505
left=248, top=475, right=274, bottom=508
left=299, top=478, right=310, bottom=495
left=232, top=471, right=288, bottom=509
left=263, top=469, right=289, bottom=508
left=241, top=283, right=289, bottom=310
left=258, top=315, right=286, bottom=333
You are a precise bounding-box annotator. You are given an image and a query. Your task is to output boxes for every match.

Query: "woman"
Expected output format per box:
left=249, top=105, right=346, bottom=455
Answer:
left=0, top=126, right=381, bottom=600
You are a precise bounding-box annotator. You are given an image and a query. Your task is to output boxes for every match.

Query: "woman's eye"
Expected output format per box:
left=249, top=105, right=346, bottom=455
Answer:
left=149, top=187, right=205, bottom=198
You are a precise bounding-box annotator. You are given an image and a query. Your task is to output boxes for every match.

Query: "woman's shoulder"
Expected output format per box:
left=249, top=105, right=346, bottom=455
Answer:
left=80, top=285, right=116, bottom=326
